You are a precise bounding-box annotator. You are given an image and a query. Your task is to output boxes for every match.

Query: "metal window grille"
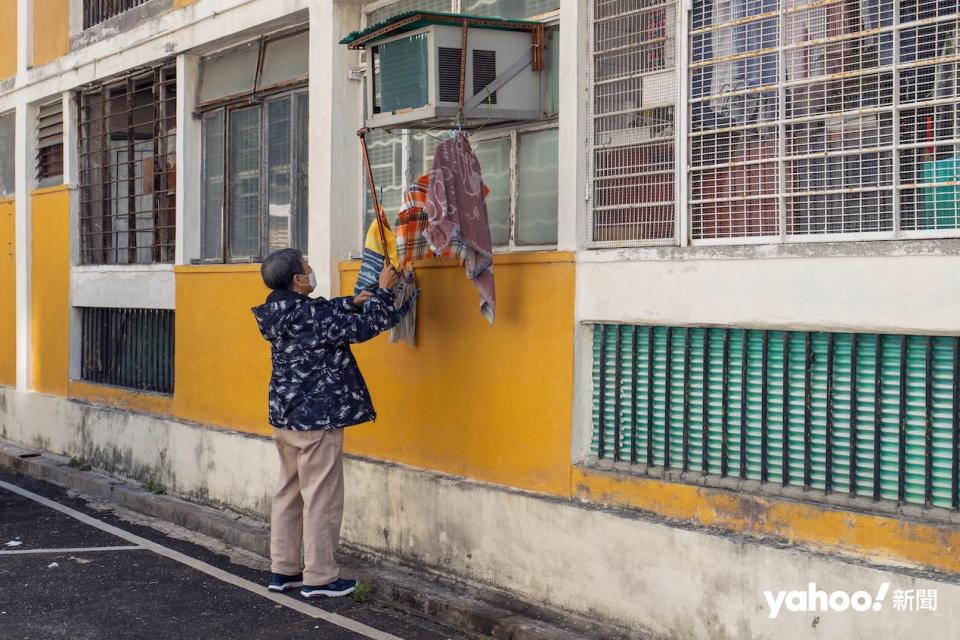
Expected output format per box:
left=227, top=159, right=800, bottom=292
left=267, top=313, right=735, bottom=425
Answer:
left=79, top=64, right=176, bottom=265
left=36, top=100, right=64, bottom=186
left=80, top=307, right=174, bottom=394
left=688, top=0, right=960, bottom=242
left=591, top=324, right=960, bottom=512
left=83, top=0, right=152, bottom=29
left=588, top=0, right=679, bottom=247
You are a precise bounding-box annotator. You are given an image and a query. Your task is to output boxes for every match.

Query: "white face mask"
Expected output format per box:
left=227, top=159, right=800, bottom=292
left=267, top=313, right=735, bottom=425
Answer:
left=307, top=271, right=317, bottom=290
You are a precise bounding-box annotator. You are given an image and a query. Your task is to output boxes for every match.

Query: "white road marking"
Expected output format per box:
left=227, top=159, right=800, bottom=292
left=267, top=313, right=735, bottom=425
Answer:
left=0, top=480, right=403, bottom=640
left=0, top=545, right=146, bottom=555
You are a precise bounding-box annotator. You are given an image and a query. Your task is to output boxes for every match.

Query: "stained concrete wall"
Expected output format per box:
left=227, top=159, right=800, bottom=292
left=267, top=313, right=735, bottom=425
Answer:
left=2, top=387, right=958, bottom=639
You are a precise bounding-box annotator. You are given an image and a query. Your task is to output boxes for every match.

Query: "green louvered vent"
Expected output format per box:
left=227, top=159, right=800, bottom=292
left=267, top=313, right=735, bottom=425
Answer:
left=590, top=325, right=960, bottom=511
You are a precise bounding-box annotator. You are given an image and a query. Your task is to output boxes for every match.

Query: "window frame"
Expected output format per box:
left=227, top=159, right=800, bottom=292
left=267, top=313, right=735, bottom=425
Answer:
left=357, top=1, right=561, bottom=254
left=195, top=27, right=310, bottom=264
left=470, top=118, right=559, bottom=252
left=198, top=87, right=309, bottom=264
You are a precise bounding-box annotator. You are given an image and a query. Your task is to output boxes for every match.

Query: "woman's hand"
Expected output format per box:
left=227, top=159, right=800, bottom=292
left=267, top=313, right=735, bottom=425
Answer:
left=379, top=259, right=399, bottom=290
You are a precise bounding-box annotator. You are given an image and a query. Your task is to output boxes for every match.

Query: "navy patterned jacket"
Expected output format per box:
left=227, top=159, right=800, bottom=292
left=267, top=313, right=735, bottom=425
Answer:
left=251, top=288, right=402, bottom=431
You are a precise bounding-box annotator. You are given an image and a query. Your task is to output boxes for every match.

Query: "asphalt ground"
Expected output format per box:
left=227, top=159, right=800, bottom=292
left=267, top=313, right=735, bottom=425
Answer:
left=0, top=468, right=472, bottom=640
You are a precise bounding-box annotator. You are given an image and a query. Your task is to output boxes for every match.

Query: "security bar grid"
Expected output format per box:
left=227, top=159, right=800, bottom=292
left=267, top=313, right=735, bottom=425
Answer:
left=689, top=0, right=960, bottom=243
left=588, top=0, right=680, bottom=247
left=591, top=324, right=960, bottom=512
left=588, top=0, right=960, bottom=246
left=78, top=64, right=176, bottom=265
left=80, top=307, right=175, bottom=395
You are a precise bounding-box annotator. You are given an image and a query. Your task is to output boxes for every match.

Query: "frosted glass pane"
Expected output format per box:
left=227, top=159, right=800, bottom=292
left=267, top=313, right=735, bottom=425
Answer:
left=517, top=129, right=558, bottom=244
left=267, top=97, right=293, bottom=253
left=376, top=33, right=430, bottom=113
left=201, top=111, right=224, bottom=260
left=259, top=31, right=309, bottom=89
left=228, top=106, right=261, bottom=259
left=463, top=0, right=559, bottom=18
left=474, top=138, right=511, bottom=246
left=198, top=42, right=258, bottom=104
left=544, top=27, right=559, bottom=117
left=364, top=129, right=404, bottom=230
left=411, top=131, right=443, bottom=177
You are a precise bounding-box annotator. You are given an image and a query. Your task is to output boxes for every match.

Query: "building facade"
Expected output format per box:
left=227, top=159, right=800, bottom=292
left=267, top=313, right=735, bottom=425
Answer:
left=1, top=0, right=959, bottom=637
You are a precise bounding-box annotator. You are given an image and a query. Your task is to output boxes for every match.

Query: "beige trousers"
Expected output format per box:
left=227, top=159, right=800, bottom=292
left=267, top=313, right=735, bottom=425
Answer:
left=270, top=427, right=344, bottom=585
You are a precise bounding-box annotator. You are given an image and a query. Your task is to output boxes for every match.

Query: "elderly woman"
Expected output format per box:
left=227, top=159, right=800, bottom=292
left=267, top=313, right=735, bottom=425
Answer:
left=252, top=248, right=404, bottom=598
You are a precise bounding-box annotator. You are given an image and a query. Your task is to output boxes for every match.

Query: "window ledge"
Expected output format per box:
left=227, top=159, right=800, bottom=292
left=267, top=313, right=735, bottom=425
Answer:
left=73, top=263, right=174, bottom=273
left=578, top=238, right=960, bottom=263
left=174, top=263, right=262, bottom=274
left=339, top=250, right=573, bottom=273
left=70, top=0, right=174, bottom=50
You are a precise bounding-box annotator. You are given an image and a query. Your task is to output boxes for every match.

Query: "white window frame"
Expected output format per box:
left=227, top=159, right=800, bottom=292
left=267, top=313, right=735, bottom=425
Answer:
left=356, top=0, right=561, bottom=254
left=470, top=119, right=559, bottom=252
left=584, top=0, right=960, bottom=251
left=198, top=87, right=309, bottom=263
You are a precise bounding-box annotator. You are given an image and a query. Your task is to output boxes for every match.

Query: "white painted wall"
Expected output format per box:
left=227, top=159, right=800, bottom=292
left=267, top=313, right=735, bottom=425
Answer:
left=576, top=245, right=960, bottom=335
left=556, top=0, right=585, bottom=252
left=71, top=266, right=176, bottom=310
left=175, top=53, right=201, bottom=266
left=2, top=387, right=959, bottom=640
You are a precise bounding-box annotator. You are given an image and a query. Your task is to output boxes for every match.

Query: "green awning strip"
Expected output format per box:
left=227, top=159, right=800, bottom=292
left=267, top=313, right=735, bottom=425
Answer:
left=339, top=11, right=542, bottom=48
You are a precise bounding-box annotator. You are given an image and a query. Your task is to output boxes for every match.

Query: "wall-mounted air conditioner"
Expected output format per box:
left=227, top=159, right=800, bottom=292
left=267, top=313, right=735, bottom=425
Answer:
left=361, top=23, right=543, bottom=130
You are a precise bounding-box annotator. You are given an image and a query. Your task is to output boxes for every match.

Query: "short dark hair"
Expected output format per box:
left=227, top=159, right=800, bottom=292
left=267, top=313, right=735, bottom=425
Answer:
left=261, top=248, right=305, bottom=291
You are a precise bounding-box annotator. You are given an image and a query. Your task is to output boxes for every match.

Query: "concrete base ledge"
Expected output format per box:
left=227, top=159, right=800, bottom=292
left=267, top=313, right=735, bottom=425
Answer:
left=0, top=443, right=626, bottom=640
left=3, top=389, right=960, bottom=638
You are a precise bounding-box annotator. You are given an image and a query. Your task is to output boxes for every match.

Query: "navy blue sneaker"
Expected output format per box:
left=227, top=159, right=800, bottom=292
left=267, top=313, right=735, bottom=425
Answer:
left=267, top=572, right=303, bottom=592
left=301, top=578, right=357, bottom=598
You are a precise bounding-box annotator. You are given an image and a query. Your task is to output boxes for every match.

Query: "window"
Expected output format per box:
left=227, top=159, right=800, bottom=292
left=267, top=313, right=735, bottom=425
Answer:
left=83, top=0, right=152, bottom=29
left=361, top=1, right=560, bottom=250
left=588, top=0, right=679, bottom=247
left=591, top=324, right=960, bottom=512
left=78, top=64, right=176, bottom=265
left=0, top=111, right=13, bottom=197
left=198, top=31, right=309, bottom=262
left=688, top=0, right=960, bottom=242
left=464, top=0, right=559, bottom=19
left=37, top=100, right=64, bottom=187
left=471, top=127, right=560, bottom=247
left=80, top=307, right=174, bottom=394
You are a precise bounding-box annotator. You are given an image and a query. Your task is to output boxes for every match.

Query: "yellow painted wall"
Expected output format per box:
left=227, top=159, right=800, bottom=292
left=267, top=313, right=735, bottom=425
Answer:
left=0, top=198, right=15, bottom=387
left=174, top=0, right=198, bottom=6
left=172, top=264, right=273, bottom=435
left=32, top=0, right=70, bottom=68
left=341, top=253, right=576, bottom=495
left=0, top=1, right=16, bottom=79
left=30, top=186, right=70, bottom=396
left=173, top=253, right=576, bottom=498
